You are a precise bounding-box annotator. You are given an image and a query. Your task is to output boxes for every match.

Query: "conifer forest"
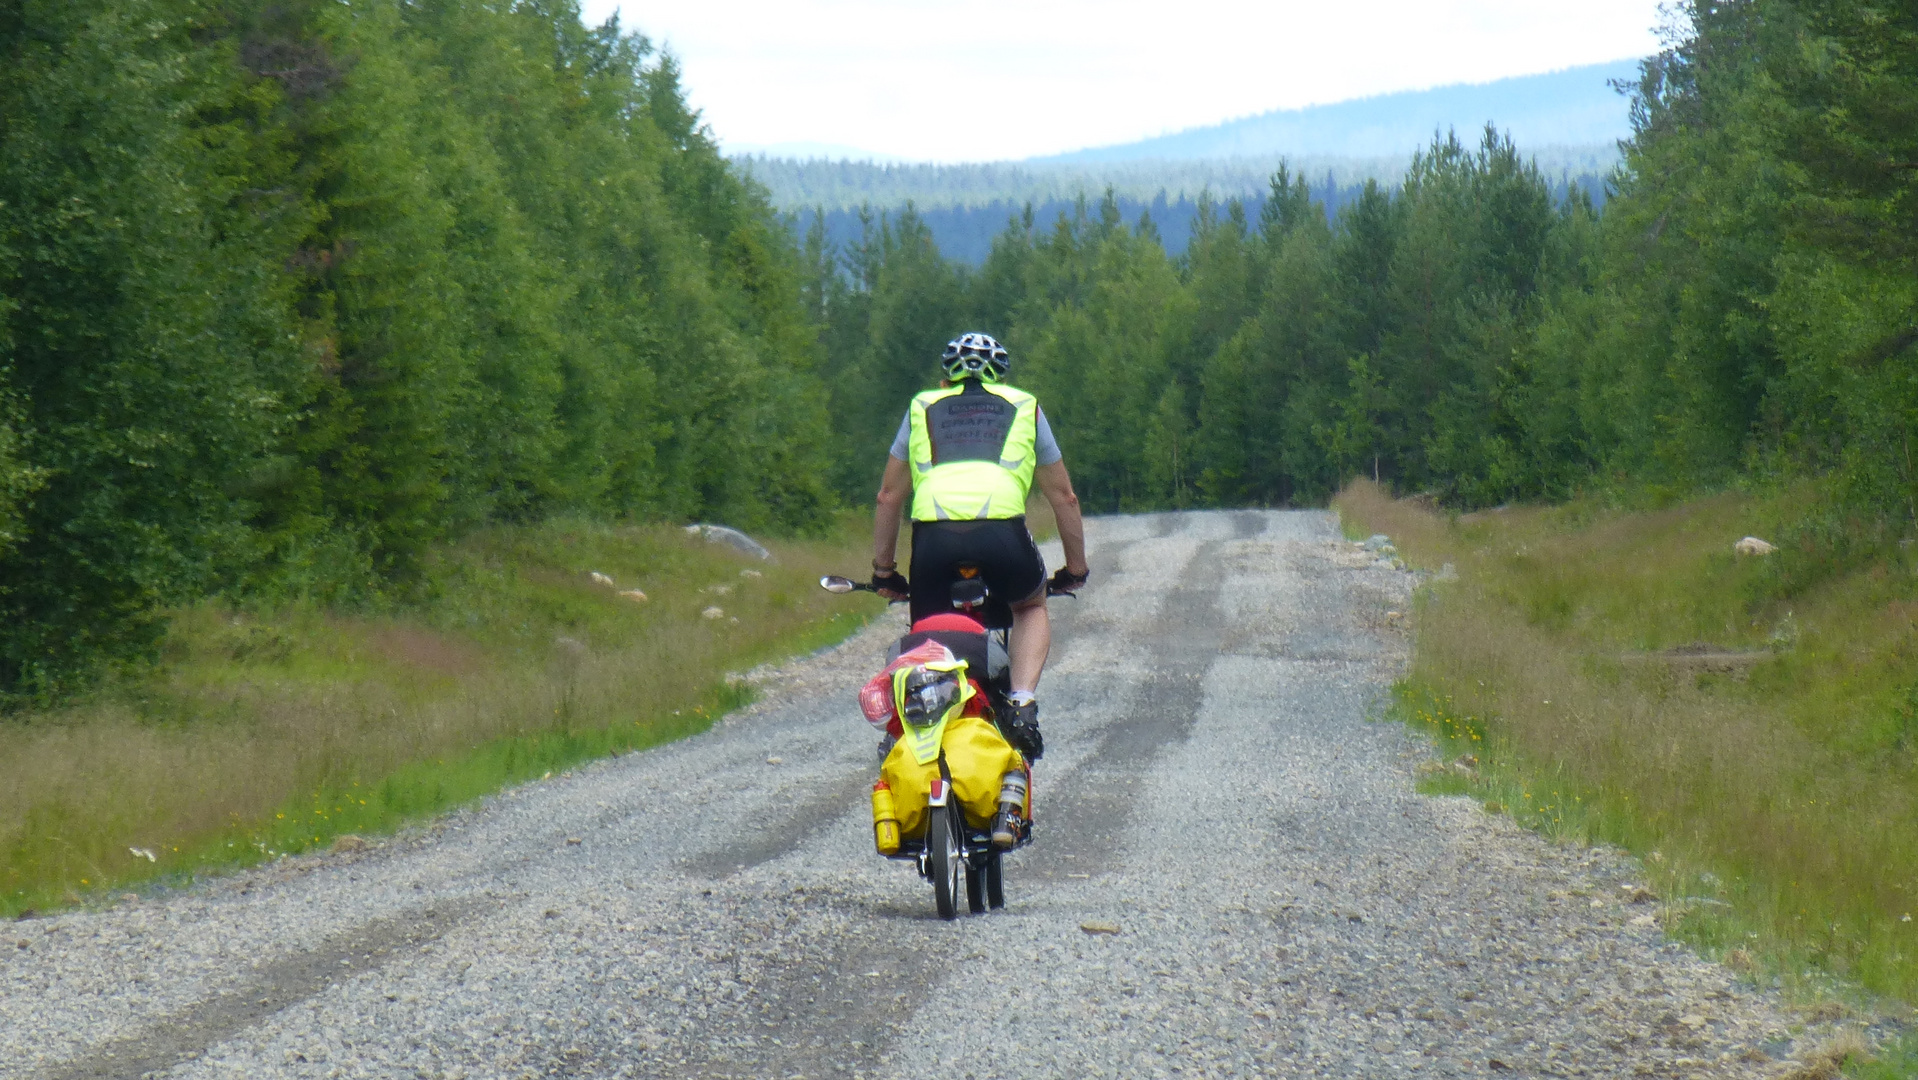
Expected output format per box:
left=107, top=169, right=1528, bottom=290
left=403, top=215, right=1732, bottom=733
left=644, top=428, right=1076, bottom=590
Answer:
left=2, top=0, right=1914, bottom=699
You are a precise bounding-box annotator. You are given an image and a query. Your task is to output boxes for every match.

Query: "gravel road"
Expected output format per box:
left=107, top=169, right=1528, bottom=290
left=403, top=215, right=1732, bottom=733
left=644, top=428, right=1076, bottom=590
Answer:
left=5, top=511, right=1832, bottom=1079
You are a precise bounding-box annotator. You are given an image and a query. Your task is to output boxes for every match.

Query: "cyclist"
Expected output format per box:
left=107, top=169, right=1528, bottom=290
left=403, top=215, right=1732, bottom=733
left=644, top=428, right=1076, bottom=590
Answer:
left=869, top=332, right=1089, bottom=761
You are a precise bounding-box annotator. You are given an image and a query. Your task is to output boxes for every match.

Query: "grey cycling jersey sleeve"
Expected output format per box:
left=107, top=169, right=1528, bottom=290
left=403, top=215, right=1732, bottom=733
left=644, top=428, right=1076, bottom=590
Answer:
left=890, top=412, right=910, bottom=459
left=890, top=405, right=1062, bottom=466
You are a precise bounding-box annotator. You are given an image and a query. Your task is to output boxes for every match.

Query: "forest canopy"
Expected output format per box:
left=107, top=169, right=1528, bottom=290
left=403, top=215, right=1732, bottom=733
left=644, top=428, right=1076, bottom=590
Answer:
left=0, top=0, right=833, bottom=697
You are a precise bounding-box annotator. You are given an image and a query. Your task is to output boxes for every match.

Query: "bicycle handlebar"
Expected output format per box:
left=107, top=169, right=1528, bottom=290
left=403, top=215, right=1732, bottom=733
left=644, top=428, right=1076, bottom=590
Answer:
left=818, top=574, right=1078, bottom=600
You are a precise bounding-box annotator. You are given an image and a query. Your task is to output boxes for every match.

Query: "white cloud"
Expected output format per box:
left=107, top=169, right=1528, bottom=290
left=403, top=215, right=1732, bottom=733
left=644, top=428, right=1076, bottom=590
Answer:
left=578, top=0, right=1663, bottom=161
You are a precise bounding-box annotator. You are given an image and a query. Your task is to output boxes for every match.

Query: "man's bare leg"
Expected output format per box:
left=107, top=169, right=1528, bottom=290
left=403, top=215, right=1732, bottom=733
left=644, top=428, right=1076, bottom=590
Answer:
left=1009, top=597, right=1050, bottom=695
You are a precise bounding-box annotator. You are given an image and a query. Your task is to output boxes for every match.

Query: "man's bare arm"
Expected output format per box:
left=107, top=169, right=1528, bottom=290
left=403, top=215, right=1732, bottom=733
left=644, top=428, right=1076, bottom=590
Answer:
left=873, top=455, right=911, bottom=571
left=1033, top=461, right=1088, bottom=575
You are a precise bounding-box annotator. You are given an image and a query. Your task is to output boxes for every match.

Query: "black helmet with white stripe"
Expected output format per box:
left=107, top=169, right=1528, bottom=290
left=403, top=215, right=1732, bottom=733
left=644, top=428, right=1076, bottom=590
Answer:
left=941, top=332, right=1009, bottom=383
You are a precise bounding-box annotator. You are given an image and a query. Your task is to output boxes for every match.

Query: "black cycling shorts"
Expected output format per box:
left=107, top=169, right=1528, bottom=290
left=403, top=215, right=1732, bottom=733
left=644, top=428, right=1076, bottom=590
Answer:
left=909, top=517, right=1047, bottom=628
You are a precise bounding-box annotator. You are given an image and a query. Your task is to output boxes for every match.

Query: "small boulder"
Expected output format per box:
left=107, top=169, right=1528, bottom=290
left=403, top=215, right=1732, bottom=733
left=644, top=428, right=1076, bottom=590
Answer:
left=1079, top=921, right=1121, bottom=935
left=684, top=524, right=771, bottom=561
left=588, top=571, right=616, bottom=587
left=616, top=589, right=647, bottom=603
left=330, top=835, right=368, bottom=854
left=1734, top=536, right=1775, bottom=556
left=701, top=606, right=725, bottom=620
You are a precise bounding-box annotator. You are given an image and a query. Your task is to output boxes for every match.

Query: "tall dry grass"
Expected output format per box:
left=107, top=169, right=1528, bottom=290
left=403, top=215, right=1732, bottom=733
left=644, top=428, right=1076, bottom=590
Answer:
left=1336, top=480, right=1918, bottom=1001
left=0, top=519, right=880, bottom=913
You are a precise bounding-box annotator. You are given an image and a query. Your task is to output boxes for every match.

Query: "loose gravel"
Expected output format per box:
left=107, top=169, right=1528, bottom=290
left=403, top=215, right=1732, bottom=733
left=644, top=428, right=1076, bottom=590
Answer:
left=1, top=511, right=1848, bottom=1079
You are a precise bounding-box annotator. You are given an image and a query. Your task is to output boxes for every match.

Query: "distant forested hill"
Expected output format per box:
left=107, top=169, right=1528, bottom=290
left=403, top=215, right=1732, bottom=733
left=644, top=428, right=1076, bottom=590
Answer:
left=734, top=58, right=1636, bottom=234
left=772, top=156, right=1612, bottom=262
left=738, top=145, right=1619, bottom=216
left=1040, top=60, right=1640, bottom=162
left=738, top=61, right=1634, bottom=262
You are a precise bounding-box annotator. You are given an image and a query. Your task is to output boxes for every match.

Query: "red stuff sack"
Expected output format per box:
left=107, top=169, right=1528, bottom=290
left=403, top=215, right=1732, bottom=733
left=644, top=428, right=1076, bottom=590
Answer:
left=859, top=639, right=957, bottom=734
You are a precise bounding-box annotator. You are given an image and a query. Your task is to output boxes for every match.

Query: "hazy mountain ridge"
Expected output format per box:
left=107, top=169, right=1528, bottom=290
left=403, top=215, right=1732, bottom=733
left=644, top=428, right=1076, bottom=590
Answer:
left=1039, top=59, right=1639, bottom=163
left=735, top=60, right=1636, bottom=219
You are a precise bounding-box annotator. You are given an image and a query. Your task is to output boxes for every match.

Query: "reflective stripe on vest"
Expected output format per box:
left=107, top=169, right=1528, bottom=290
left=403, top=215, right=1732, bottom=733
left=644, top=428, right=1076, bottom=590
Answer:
left=907, top=380, right=1039, bottom=522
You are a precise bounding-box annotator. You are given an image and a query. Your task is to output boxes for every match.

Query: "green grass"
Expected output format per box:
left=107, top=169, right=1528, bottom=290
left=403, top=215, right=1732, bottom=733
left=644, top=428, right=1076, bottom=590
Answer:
left=1851, top=1028, right=1918, bottom=1079
left=175, top=678, right=751, bottom=880
left=1, top=516, right=883, bottom=916
left=1337, top=479, right=1918, bottom=1065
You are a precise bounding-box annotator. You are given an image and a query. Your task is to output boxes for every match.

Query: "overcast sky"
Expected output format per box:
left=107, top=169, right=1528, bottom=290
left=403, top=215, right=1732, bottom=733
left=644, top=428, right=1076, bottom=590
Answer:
left=576, top=1, right=1665, bottom=162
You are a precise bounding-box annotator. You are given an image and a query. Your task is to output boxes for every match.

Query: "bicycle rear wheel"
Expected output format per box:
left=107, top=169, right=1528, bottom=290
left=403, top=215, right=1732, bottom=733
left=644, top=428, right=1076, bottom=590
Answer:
left=927, top=804, right=960, bottom=920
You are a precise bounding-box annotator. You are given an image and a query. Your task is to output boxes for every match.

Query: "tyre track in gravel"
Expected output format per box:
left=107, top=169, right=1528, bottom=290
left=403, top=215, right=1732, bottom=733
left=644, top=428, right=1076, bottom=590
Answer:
left=4, top=511, right=1834, bottom=1080
left=1025, top=510, right=1264, bottom=885
left=38, top=898, right=490, bottom=1080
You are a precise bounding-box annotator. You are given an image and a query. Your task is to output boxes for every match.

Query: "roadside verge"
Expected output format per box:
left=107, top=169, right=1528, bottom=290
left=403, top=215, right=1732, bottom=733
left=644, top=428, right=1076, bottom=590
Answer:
left=1334, top=480, right=1918, bottom=1074
left=1, top=518, right=883, bottom=917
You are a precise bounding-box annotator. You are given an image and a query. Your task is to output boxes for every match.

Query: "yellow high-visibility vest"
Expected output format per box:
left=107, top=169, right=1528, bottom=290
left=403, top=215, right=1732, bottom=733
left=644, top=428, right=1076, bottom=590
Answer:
left=906, top=380, right=1039, bottom=522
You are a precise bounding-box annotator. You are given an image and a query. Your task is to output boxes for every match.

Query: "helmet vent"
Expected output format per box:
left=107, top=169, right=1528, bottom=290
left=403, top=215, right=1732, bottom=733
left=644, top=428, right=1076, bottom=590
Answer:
left=941, top=332, right=1009, bottom=382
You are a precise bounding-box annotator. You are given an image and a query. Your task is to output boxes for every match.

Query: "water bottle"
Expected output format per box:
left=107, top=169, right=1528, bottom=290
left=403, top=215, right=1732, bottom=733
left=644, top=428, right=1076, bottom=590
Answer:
left=871, top=779, right=901, bottom=854
left=991, top=770, right=1028, bottom=849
